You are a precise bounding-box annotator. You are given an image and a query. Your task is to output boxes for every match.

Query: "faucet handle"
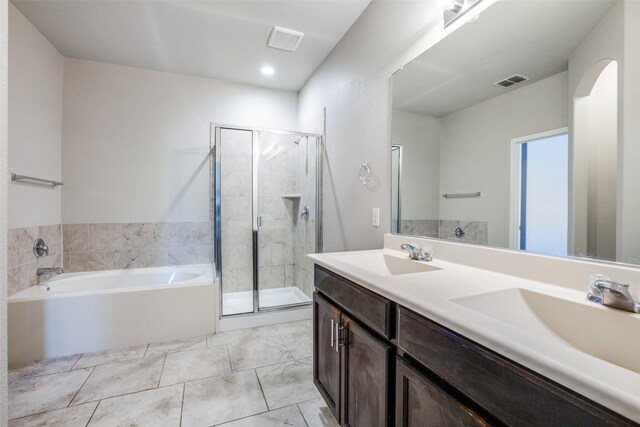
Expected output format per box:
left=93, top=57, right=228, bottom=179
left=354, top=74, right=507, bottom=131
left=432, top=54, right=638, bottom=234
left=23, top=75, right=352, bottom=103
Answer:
left=400, top=243, right=433, bottom=262
left=33, top=238, right=49, bottom=258
left=587, top=274, right=608, bottom=303
left=587, top=275, right=638, bottom=313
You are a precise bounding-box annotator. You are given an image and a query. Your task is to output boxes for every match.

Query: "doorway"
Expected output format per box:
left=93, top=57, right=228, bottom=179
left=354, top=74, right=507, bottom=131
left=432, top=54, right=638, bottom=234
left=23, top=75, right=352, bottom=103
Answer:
left=512, top=129, right=569, bottom=256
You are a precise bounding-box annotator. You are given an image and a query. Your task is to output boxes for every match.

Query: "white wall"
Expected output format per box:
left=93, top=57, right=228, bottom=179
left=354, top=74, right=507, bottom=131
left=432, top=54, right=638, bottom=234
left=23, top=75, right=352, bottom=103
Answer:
left=585, top=62, right=617, bottom=260
left=438, top=71, right=568, bottom=248
left=391, top=110, right=439, bottom=220
left=62, top=58, right=298, bottom=224
left=620, top=1, right=640, bottom=265
left=0, top=0, right=8, bottom=422
left=8, top=4, right=63, bottom=229
left=569, top=2, right=623, bottom=260
left=298, top=0, right=497, bottom=252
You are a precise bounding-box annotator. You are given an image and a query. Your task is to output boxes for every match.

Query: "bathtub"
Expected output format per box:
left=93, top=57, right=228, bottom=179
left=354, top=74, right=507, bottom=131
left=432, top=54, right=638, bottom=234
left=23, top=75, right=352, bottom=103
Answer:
left=8, top=264, right=215, bottom=366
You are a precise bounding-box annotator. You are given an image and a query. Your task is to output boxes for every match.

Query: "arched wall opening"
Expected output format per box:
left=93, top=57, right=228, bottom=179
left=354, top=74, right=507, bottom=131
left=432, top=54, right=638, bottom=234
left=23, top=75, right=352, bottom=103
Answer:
left=571, top=59, right=618, bottom=261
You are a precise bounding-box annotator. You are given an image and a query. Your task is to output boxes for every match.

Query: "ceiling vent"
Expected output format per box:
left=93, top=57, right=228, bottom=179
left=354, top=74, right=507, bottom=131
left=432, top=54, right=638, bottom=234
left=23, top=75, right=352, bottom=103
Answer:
left=267, top=26, right=304, bottom=52
left=494, top=74, right=530, bottom=88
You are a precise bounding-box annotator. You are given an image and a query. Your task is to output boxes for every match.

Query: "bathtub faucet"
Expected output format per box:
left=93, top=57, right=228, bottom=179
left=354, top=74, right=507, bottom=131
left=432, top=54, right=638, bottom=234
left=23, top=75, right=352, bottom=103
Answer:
left=37, top=267, right=64, bottom=276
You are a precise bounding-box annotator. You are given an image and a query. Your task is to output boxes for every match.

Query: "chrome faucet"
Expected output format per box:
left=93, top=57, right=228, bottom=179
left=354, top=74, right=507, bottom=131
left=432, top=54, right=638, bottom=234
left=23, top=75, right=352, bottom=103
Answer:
left=587, top=278, right=639, bottom=313
left=400, top=243, right=433, bottom=262
left=37, top=267, right=64, bottom=276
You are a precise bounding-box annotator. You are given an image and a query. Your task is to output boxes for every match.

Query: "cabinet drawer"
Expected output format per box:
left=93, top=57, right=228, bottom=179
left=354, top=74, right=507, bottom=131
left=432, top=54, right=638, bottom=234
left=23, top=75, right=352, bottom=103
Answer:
left=315, top=265, right=393, bottom=339
left=397, top=306, right=635, bottom=426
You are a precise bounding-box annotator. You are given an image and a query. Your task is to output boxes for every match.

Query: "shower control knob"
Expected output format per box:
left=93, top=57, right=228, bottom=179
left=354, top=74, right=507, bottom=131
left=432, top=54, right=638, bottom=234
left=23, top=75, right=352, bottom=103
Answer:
left=301, top=206, right=310, bottom=221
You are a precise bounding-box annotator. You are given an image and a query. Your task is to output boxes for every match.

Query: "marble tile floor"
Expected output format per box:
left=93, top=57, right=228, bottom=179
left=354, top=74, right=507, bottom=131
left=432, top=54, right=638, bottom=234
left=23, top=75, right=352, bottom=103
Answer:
left=8, top=319, right=340, bottom=427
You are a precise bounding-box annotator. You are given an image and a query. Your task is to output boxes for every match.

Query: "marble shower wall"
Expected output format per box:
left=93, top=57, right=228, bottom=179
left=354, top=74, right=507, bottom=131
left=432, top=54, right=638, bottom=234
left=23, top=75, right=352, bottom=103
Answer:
left=400, top=219, right=488, bottom=245
left=62, top=222, right=213, bottom=272
left=257, top=134, right=296, bottom=292
left=219, top=128, right=254, bottom=294
left=7, top=224, right=63, bottom=295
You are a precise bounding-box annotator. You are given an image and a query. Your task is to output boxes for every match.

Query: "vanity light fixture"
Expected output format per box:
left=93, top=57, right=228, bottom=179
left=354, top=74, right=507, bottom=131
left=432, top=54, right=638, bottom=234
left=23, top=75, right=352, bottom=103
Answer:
left=444, top=0, right=482, bottom=27
left=260, top=65, right=275, bottom=75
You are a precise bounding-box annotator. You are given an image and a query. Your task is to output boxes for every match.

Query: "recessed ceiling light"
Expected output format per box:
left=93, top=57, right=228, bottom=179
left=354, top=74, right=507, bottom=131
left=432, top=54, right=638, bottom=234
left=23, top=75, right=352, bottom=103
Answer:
left=260, top=66, right=275, bottom=75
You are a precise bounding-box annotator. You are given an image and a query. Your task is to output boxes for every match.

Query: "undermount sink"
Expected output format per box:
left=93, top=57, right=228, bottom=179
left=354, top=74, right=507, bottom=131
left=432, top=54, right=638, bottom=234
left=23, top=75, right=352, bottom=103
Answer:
left=453, top=288, right=640, bottom=373
left=338, top=252, right=441, bottom=276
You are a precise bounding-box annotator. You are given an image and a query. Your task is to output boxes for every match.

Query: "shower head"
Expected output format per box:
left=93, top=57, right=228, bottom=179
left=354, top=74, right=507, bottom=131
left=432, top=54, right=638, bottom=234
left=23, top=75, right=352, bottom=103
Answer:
left=293, top=135, right=309, bottom=145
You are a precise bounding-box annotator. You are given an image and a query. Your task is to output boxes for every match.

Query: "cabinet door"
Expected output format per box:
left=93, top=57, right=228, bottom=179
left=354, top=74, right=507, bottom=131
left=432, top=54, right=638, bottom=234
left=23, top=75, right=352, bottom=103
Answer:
left=313, top=292, right=342, bottom=420
left=396, top=357, right=490, bottom=427
left=343, top=314, right=391, bottom=427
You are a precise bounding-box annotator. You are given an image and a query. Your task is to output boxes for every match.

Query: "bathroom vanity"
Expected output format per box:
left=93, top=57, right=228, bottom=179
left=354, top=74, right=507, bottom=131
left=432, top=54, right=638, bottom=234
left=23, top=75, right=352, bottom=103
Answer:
left=310, top=236, right=640, bottom=426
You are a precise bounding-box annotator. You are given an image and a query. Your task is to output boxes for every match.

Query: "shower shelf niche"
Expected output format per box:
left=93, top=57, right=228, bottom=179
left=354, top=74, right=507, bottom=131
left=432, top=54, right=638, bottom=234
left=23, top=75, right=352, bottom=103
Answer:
left=281, top=194, right=302, bottom=199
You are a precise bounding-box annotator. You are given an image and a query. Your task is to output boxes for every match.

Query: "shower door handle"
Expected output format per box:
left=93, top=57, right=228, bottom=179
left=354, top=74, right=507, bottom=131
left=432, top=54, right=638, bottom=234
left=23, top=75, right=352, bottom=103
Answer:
left=256, top=216, right=262, bottom=227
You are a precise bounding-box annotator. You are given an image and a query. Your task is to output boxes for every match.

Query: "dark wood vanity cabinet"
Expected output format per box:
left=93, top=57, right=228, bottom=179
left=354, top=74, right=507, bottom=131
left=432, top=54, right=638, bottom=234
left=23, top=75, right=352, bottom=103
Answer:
left=313, top=265, right=637, bottom=427
left=313, top=266, right=393, bottom=426
left=342, top=315, right=392, bottom=427
left=313, top=292, right=342, bottom=417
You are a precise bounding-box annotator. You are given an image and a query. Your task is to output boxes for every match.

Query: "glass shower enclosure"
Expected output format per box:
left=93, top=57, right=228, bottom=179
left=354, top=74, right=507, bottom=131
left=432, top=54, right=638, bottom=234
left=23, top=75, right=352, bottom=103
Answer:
left=211, top=125, right=323, bottom=316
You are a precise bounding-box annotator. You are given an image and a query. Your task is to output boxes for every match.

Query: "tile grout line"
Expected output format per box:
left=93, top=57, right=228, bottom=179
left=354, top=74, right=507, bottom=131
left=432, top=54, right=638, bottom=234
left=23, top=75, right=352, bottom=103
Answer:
left=85, top=401, right=100, bottom=427
left=71, top=346, right=150, bottom=371
left=253, top=368, right=271, bottom=411
left=67, top=366, right=96, bottom=408
left=65, top=355, right=169, bottom=409
left=233, top=356, right=297, bottom=374
left=70, top=352, right=85, bottom=370
left=179, top=382, right=186, bottom=427
left=6, top=399, right=93, bottom=424
left=212, top=407, right=272, bottom=426
left=8, top=360, right=82, bottom=384
left=296, top=403, right=309, bottom=427
left=44, top=381, right=187, bottom=415
left=142, top=343, right=150, bottom=358
left=295, top=403, right=311, bottom=427
left=225, top=344, right=232, bottom=373
left=157, top=353, right=168, bottom=388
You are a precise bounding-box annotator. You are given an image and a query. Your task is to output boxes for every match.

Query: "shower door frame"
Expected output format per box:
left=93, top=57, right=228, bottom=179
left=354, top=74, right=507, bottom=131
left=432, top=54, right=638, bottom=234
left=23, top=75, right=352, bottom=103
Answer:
left=212, top=124, right=324, bottom=317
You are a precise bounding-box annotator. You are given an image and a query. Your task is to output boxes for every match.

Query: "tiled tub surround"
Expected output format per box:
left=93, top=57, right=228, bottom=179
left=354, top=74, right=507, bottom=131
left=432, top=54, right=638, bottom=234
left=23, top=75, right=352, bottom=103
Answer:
left=400, top=219, right=488, bottom=245
left=62, top=221, right=213, bottom=272
left=7, top=320, right=338, bottom=427
left=439, top=220, right=488, bottom=244
left=7, top=224, right=63, bottom=295
left=400, top=219, right=439, bottom=238
left=8, top=264, right=215, bottom=365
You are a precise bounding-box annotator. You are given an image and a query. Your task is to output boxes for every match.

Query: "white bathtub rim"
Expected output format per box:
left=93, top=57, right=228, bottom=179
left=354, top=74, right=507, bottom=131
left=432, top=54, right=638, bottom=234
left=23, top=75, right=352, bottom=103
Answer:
left=8, top=263, right=214, bottom=303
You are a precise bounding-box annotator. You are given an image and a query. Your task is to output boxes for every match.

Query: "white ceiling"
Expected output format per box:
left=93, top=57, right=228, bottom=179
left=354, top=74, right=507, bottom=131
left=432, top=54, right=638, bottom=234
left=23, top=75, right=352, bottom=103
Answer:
left=10, top=0, right=370, bottom=92
left=392, top=0, right=617, bottom=118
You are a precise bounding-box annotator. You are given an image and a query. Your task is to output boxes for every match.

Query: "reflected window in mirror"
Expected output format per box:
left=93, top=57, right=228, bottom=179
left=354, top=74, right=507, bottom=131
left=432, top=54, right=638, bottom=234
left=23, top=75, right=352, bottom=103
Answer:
left=512, top=129, right=568, bottom=257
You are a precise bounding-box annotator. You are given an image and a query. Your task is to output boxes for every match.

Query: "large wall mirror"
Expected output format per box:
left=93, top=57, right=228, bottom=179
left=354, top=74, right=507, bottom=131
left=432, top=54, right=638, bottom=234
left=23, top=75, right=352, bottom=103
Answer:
left=391, top=0, right=640, bottom=265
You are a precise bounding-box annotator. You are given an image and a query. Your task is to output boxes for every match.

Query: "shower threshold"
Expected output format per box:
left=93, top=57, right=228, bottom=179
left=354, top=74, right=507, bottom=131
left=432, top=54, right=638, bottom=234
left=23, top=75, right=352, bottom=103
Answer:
left=222, top=286, right=311, bottom=315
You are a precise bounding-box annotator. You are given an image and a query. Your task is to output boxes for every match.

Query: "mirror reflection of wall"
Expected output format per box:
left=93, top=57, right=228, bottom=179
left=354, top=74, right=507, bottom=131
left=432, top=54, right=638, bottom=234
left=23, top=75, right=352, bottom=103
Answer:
left=390, top=0, right=640, bottom=264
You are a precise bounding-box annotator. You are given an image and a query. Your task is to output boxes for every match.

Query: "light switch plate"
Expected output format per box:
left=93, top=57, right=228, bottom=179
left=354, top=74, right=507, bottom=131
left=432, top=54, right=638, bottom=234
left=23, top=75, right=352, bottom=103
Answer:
left=372, top=208, right=380, bottom=227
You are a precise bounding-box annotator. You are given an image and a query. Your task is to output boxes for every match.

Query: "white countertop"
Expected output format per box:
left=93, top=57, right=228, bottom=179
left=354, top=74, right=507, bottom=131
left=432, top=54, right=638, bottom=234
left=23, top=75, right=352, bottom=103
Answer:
left=309, top=244, right=640, bottom=422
